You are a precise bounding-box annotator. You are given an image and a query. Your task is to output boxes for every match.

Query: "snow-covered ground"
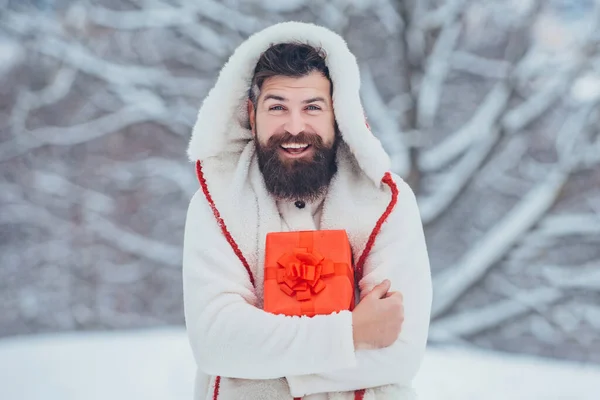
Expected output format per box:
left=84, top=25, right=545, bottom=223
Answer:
left=0, top=327, right=598, bottom=400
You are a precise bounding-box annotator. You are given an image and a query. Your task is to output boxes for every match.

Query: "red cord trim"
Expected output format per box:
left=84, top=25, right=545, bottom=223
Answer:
left=195, top=160, right=255, bottom=287
left=350, top=173, right=397, bottom=400
left=355, top=172, right=399, bottom=281
left=212, top=376, right=221, bottom=400
left=196, top=160, right=255, bottom=400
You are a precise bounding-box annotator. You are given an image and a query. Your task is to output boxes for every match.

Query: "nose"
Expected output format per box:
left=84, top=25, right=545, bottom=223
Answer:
left=283, top=109, right=306, bottom=136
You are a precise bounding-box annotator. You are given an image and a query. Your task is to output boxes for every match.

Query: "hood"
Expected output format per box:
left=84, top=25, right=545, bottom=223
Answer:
left=187, top=21, right=391, bottom=186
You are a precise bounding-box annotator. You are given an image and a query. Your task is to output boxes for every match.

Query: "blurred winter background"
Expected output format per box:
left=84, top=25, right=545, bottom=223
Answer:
left=1, top=0, right=600, bottom=399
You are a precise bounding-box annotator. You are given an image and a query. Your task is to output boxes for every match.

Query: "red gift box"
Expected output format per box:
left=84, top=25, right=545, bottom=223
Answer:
left=263, top=230, right=355, bottom=317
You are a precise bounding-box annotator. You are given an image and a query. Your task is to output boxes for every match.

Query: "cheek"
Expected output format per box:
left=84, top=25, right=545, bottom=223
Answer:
left=313, top=117, right=336, bottom=143
left=255, top=115, right=280, bottom=144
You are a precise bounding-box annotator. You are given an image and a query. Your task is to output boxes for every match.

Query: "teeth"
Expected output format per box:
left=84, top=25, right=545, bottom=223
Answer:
left=281, top=143, right=309, bottom=149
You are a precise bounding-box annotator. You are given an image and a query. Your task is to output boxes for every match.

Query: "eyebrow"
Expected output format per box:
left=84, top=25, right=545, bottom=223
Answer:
left=261, top=95, right=327, bottom=104
left=262, top=94, right=287, bottom=102
left=302, top=97, right=326, bottom=104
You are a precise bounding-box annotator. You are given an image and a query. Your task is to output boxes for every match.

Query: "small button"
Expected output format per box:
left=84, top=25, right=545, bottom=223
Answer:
left=294, top=200, right=305, bottom=209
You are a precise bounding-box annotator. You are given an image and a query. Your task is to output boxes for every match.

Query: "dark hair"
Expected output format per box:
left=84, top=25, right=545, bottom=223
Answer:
left=248, top=42, right=333, bottom=106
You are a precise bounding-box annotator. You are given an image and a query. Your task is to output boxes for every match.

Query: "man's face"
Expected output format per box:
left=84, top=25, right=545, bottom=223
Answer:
left=248, top=71, right=338, bottom=200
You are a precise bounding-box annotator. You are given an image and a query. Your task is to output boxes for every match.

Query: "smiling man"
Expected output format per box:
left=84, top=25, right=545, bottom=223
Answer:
left=182, top=23, right=432, bottom=400
left=249, top=45, right=339, bottom=205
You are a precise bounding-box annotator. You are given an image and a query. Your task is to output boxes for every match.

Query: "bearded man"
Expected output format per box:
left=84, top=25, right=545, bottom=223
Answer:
left=182, top=22, right=432, bottom=400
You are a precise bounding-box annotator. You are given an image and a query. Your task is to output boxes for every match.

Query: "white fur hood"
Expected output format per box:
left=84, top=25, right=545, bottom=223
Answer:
left=186, top=21, right=391, bottom=186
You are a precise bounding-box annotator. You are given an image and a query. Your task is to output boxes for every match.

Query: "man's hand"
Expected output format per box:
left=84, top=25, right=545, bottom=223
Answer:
left=351, top=279, right=404, bottom=350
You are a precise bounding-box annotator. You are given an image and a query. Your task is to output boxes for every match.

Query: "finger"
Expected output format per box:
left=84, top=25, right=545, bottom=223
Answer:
left=386, top=292, right=404, bottom=302
left=368, top=279, right=391, bottom=299
left=366, top=279, right=389, bottom=299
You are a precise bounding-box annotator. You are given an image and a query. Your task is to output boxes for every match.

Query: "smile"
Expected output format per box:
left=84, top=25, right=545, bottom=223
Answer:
left=280, top=143, right=312, bottom=156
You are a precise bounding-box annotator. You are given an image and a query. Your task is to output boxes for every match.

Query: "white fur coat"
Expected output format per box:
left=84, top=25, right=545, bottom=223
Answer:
left=182, top=22, right=432, bottom=400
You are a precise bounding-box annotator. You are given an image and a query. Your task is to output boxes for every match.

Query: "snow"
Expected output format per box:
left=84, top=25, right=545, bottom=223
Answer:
left=0, top=328, right=599, bottom=400
left=0, top=37, right=24, bottom=77
left=571, top=73, right=600, bottom=103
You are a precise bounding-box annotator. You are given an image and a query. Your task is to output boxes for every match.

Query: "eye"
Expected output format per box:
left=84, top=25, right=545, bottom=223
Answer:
left=269, top=105, right=285, bottom=111
left=306, top=105, right=321, bottom=111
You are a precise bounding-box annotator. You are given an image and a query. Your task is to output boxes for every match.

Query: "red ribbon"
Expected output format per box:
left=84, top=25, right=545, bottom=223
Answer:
left=275, top=248, right=339, bottom=301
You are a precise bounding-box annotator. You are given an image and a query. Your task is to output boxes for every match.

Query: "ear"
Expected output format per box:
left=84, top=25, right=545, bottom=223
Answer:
left=247, top=99, right=256, bottom=136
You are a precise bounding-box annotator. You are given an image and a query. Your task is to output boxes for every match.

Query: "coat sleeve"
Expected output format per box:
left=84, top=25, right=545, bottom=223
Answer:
left=182, top=190, right=358, bottom=380
left=286, top=177, right=433, bottom=396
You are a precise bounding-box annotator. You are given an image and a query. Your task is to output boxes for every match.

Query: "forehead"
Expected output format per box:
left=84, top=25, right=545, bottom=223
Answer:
left=259, top=72, right=331, bottom=102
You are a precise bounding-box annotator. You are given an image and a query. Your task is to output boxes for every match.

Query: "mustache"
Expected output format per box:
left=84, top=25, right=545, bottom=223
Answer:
left=265, top=131, right=326, bottom=148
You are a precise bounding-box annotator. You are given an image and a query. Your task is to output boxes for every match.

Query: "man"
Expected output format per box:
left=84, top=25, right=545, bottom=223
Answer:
left=182, top=22, right=432, bottom=400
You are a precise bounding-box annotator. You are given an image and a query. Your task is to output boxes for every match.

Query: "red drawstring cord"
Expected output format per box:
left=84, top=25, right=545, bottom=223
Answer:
left=196, top=161, right=399, bottom=400
left=212, top=376, right=221, bottom=400
left=196, top=161, right=255, bottom=287
left=354, top=172, right=399, bottom=281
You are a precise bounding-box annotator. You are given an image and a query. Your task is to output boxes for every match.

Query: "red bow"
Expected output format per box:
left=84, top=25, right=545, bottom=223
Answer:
left=275, top=248, right=337, bottom=301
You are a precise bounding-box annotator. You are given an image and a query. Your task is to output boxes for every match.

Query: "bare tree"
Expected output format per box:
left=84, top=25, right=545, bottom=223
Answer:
left=386, top=0, right=600, bottom=362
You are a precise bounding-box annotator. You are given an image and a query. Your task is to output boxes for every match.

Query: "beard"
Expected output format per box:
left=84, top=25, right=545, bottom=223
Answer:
left=254, top=129, right=339, bottom=201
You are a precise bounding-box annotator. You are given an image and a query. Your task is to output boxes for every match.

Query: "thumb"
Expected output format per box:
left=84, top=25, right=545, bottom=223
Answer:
left=368, top=279, right=391, bottom=299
